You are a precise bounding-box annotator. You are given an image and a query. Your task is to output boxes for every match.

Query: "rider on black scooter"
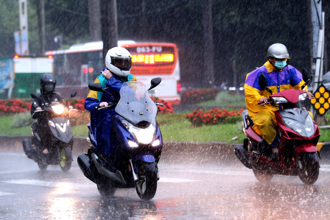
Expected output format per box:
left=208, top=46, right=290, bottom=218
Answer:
left=84, top=47, right=136, bottom=165
left=244, top=43, right=314, bottom=161
left=30, top=73, right=69, bottom=155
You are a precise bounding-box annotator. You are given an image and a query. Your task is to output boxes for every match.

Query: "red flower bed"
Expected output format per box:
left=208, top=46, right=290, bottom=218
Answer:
left=185, top=108, right=244, bottom=126
left=67, top=98, right=86, bottom=112
left=151, top=97, right=174, bottom=114
left=67, top=98, right=90, bottom=126
left=68, top=111, right=90, bottom=126
left=0, top=99, right=32, bottom=116
left=0, top=97, right=173, bottom=127
left=181, top=88, right=219, bottom=104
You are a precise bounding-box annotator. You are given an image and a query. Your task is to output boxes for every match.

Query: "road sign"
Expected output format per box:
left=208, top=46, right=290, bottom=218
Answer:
left=311, top=84, right=330, bottom=115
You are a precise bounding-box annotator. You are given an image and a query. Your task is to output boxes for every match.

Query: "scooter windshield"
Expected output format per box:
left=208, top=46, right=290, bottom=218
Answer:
left=115, top=81, right=158, bottom=125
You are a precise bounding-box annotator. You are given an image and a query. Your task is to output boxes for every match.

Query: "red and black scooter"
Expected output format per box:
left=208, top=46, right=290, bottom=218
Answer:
left=235, top=74, right=320, bottom=184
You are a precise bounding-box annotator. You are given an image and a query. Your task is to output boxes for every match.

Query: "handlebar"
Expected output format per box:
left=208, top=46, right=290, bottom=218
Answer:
left=32, top=106, right=77, bottom=117
left=95, top=102, right=116, bottom=110
left=155, top=102, right=163, bottom=107
left=258, top=98, right=273, bottom=106
left=258, top=100, right=272, bottom=106
left=95, top=101, right=161, bottom=111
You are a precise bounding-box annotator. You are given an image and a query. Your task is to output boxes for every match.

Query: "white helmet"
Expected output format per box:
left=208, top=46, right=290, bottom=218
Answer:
left=105, top=47, right=132, bottom=77
left=267, top=43, right=290, bottom=59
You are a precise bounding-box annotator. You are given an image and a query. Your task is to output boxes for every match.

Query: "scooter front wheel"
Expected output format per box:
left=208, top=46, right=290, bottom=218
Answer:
left=135, top=162, right=158, bottom=200
left=38, top=162, right=48, bottom=171
left=97, top=180, right=116, bottom=198
left=60, top=147, right=72, bottom=172
left=298, top=152, right=319, bottom=185
left=253, top=169, right=273, bottom=182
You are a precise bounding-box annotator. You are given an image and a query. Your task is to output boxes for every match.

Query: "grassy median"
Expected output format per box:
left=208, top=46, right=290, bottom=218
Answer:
left=0, top=113, right=244, bottom=143
left=1, top=112, right=330, bottom=143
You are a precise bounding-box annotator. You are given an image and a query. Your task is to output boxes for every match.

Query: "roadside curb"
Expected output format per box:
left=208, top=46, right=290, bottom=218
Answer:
left=0, top=136, right=238, bottom=164
left=1, top=136, right=329, bottom=162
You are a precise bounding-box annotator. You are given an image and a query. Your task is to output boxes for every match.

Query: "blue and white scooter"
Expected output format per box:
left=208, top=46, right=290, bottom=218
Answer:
left=78, top=78, right=163, bottom=200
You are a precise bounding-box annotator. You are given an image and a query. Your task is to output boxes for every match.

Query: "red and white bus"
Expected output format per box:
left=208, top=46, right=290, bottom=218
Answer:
left=45, top=40, right=181, bottom=104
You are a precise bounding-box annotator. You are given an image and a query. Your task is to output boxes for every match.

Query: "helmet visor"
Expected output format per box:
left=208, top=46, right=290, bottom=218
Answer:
left=111, top=57, right=132, bottom=71
left=44, top=83, right=55, bottom=92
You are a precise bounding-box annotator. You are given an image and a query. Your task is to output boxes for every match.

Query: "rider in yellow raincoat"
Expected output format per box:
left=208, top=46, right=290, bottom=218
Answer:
left=244, top=43, right=313, bottom=160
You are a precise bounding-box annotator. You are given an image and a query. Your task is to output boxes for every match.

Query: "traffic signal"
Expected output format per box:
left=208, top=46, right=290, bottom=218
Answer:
left=311, top=84, right=330, bottom=116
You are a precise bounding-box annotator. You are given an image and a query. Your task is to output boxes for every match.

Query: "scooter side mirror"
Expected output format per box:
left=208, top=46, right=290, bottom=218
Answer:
left=148, top=77, right=162, bottom=91
left=31, top=93, right=39, bottom=100
left=71, top=91, right=77, bottom=98
left=302, top=68, right=310, bottom=82
left=301, top=68, right=311, bottom=90
left=88, top=83, right=103, bottom=92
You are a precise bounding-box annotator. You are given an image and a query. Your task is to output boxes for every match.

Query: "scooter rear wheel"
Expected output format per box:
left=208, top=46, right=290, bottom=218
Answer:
left=298, top=152, right=319, bottom=185
left=135, top=162, right=158, bottom=200
left=253, top=169, right=273, bottom=182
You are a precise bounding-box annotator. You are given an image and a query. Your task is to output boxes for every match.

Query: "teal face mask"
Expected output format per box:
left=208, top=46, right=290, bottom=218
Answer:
left=274, top=60, right=287, bottom=69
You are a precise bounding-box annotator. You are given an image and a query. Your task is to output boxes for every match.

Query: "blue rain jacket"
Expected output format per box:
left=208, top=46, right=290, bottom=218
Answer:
left=84, top=72, right=136, bottom=156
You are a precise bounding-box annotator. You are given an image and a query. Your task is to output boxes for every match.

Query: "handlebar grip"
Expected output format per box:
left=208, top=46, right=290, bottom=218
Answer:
left=258, top=99, right=272, bottom=105
left=95, top=102, right=115, bottom=110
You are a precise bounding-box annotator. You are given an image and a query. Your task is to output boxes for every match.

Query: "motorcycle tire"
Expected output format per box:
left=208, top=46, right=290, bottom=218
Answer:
left=252, top=169, right=273, bottom=182
left=135, top=162, right=158, bottom=200
left=60, top=147, right=72, bottom=172
left=97, top=180, right=116, bottom=198
left=38, top=162, right=48, bottom=171
left=298, top=152, right=319, bottom=185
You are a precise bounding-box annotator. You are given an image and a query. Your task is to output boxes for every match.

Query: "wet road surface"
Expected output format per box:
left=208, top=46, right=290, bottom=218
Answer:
left=0, top=152, right=330, bottom=220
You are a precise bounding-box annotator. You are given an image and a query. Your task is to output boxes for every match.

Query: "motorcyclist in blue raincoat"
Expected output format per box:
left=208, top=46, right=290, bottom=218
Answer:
left=84, top=47, right=136, bottom=159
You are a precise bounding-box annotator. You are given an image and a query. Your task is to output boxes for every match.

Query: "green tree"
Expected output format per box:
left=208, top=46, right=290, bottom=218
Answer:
left=44, top=0, right=90, bottom=50
left=0, top=0, right=19, bottom=58
left=0, top=0, right=328, bottom=89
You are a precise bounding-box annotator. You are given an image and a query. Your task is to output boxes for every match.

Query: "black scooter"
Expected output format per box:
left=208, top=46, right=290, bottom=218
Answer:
left=23, top=92, right=76, bottom=172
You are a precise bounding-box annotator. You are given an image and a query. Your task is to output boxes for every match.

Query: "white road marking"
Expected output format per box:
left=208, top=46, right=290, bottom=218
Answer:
left=0, top=191, right=13, bottom=196
left=2, top=176, right=198, bottom=189
left=2, top=179, right=91, bottom=189
left=320, top=164, right=330, bottom=172
left=158, top=177, right=198, bottom=183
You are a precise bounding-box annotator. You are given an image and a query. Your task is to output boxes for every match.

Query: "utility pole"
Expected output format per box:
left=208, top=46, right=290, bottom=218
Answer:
left=18, top=0, right=29, bottom=55
left=311, top=0, right=324, bottom=92
left=202, top=0, right=214, bottom=88
left=36, top=0, right=45, bottom=54
left=88, top=0, right=101, bottom=41
left=141, top=0, right=146, bottom=40
left=101, top=0, right=118, bottom=63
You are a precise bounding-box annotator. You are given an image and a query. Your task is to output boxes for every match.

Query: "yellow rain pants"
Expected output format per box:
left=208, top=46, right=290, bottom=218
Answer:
left=250, top=110, right=277, bottom=145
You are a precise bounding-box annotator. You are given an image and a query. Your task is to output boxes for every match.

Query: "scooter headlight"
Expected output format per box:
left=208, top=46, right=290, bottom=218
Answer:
left=151, top=139, right=161, bottom=147
left=282, top=114, right=315, bottom=137
left=128, top=140, right=139, bottom=148
left=52, top=104, right=65, bottom=115
left=122, top=119, right=156, bottom=145
left=304, top=115, right=315, bottom=137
